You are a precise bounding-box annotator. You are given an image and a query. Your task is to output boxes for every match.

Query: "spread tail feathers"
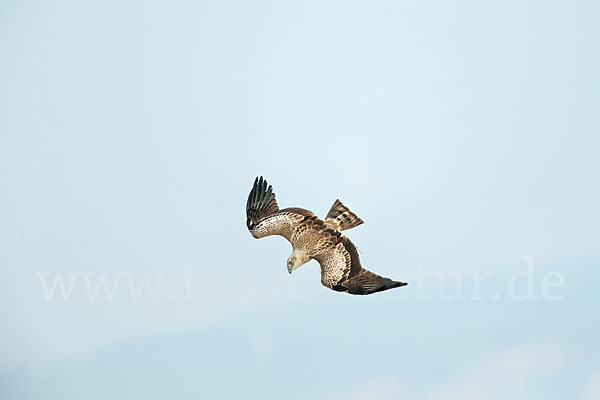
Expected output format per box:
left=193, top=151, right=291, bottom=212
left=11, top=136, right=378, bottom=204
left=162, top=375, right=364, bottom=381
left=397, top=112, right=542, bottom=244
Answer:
left=325, top=199, right=364, bottom=231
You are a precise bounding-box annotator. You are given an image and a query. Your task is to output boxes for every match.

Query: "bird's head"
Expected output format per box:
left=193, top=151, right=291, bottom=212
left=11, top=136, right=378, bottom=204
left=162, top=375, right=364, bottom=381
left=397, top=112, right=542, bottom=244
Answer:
left=287, top=250, right=310, bottom=274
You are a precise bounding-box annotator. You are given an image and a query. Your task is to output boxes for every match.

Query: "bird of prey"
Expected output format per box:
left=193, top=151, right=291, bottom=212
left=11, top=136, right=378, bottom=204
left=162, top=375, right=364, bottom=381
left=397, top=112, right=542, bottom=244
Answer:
left=246, top=176, right=407, bottom=295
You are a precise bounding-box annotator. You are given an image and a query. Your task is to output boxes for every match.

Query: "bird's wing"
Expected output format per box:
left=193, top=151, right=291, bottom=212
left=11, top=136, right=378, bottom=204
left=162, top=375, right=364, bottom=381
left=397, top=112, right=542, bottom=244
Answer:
left=246, top=176, right=280, bottom=226
left=314, top=235, right=407, bottom=295
left=257, top=209, right=317, bottom=242
left=246, top=176, right=315, bottom=241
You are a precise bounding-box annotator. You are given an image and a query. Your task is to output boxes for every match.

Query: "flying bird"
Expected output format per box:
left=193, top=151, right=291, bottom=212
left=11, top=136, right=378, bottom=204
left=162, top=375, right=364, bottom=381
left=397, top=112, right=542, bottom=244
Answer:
left=246, top=176, right=407, bottom=295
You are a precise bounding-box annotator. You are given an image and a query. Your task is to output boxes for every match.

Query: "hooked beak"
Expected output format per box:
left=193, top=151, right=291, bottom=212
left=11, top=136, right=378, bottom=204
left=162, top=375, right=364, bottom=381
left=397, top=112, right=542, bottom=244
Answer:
left=287, top=262, right=299, bottom=274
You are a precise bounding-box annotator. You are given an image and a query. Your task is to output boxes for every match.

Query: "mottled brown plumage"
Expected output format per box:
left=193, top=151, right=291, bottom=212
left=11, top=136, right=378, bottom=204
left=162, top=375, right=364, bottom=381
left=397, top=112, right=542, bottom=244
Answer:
left=246, top=177, right=407, bottom=295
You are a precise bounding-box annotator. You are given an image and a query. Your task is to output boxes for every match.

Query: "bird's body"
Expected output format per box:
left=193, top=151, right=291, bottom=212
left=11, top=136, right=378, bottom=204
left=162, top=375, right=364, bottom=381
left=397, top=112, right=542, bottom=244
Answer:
left=246, top=177, right=407, bottom=295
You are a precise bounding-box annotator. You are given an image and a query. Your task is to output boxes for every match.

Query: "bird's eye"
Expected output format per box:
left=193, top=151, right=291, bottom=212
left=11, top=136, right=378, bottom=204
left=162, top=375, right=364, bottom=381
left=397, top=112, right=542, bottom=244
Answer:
left=288, top=260, right=293, bottom=267
left=246, top=217, right=255, bottom=230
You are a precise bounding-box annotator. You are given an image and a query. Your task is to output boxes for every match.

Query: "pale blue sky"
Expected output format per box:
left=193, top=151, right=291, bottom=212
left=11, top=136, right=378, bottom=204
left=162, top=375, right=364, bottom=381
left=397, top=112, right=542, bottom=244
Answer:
left=1, top=1, right=599, bottom=399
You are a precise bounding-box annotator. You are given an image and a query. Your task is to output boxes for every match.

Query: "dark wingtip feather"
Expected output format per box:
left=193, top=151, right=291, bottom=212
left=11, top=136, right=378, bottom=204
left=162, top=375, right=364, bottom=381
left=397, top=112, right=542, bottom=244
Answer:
left=368, top=280, right=407, bottom=294
left=246, top=176, right=280, bottom=221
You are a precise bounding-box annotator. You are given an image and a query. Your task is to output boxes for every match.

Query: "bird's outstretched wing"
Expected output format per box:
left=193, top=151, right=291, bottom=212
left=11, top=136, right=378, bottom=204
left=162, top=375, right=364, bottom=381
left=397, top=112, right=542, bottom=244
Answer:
left=246, top=176, right=314, bottom=241
left=314, top=235, right=407, bottom=295
left=246, top=176, right=279, bottom=227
